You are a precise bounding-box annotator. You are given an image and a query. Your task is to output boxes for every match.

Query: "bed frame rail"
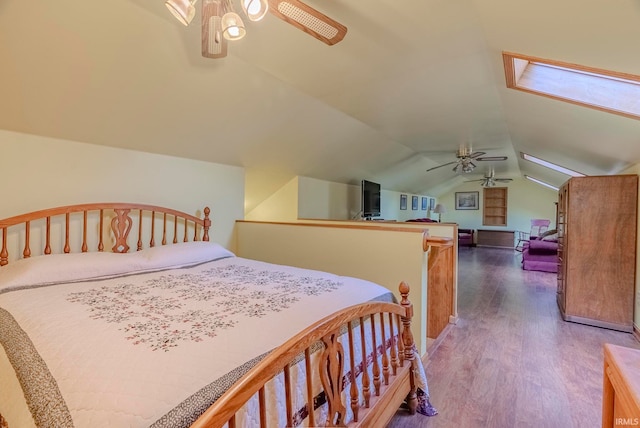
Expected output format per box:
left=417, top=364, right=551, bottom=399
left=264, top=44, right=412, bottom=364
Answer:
left=191, top=282, right=417, bottom=428
left=0, top=203, right=211, bottom=266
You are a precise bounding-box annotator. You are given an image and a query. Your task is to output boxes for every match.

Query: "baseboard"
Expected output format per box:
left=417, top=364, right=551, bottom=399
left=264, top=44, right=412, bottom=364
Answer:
left=425, top=323, right=454, bottom=363
left=563, top=314, right=633, bottom=333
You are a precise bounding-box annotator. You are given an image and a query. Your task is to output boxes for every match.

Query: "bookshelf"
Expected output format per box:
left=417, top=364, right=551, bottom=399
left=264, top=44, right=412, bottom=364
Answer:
left=482, top=187, right=507, bottom=226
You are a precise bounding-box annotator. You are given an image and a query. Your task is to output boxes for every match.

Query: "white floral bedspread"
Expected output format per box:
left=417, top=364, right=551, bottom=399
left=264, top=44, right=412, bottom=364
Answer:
left=0, top=256, right=394, bottom=428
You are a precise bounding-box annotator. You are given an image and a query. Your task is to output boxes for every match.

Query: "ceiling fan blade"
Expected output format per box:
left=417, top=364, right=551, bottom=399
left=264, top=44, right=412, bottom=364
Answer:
left=464, top=179, right=484, bottom=182
left=268, top=0, right=347, bottom=45
left=468, top=151, right=486, bottom=159
left=477, top=156, right=508, bottom=161
left=495, top=178, right=513, bottom=182
left=426, top=161, right=458, bottom=172
left=202, top=0, right=227, bottom=59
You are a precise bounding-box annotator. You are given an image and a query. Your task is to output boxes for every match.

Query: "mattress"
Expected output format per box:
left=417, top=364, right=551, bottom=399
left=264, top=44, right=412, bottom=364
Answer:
left=0, top=242, right=399, bottom=427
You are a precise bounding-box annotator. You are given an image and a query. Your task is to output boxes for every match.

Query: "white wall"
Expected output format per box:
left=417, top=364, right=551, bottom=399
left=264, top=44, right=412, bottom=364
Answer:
left=436, top=178, right=558, bottom=233
left=297, top=177, right=360, bottom=220
left=381, top=189, right=436, bottom=222
left=0, top=130, right=245, bottom=249
left=245, top=176, right=299, bottom=222
left=296, top=176, right=437, bottom=221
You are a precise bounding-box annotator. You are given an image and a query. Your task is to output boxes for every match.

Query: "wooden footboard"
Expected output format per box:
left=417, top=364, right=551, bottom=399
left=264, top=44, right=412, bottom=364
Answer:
left=192, top=282, right=417, bottom=428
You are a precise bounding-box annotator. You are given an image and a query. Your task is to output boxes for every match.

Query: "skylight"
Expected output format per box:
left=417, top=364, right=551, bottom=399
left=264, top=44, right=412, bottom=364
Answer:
left=524, top=175, right=559, bottom=191
left=520, top=152, right=585, bottom=177
left=503, top=52, right=640, bottom=120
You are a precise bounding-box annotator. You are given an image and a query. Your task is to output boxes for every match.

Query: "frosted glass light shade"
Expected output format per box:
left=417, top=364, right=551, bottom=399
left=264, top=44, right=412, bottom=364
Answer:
left=241, top=0, right=269, bottom=21
left=166, top=0, right=197, bottom=26
left=222, top=12, right=246, bottom=40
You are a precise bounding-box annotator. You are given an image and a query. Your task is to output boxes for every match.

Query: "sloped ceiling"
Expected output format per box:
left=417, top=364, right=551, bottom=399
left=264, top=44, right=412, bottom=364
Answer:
left=1, top=0, right=640, bottom=213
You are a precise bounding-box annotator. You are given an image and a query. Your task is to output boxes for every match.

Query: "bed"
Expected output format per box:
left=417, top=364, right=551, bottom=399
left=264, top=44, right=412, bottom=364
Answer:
left=0, top=203, right=434, bottom=427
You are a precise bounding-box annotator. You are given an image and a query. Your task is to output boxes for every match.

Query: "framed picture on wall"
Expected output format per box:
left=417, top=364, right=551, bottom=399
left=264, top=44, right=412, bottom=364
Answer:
left=400, top=194, right=407, bottom=210
left=412, top=196, right=418, bottom=210
left=430, top=198, right=435, bottom=210
left=421, top=197, right=428, bottom=210
left=455, top=191, right=479, bottom=210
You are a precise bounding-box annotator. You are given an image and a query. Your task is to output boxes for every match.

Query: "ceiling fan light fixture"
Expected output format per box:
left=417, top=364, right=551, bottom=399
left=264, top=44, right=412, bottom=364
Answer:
left=242, top=0, right=269, bottom=21
left=221, top=0, right=246, bottom=40
left=222, top=12, right=246, bottom=39
left=166, top=0, right=198, bottom=26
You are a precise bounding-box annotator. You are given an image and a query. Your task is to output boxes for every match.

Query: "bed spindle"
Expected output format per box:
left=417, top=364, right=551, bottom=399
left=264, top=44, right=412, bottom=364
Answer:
left=183, top=218, right=188, bottom=243
left=0, top=228, right=6, bottom=266
left=396, top=314, right=405, bottom=367
left=173, top=215, right=178, bottom=244
left=98, top=210, right=104, bottom=252
left=389, top=313, right=398, bottom=376
left=359, top=316, right=370, bottom=408
left=193, top=223, right=199, bottom=242
left=228, top=415, right=236, bottom=428
left=162, top=213, right=167, bottom=246
left=150, top=211, right=156, bottom=248
left=284, top=365, right=293, bottom=426
left=64, top=213, right=70, bottom=253
left=45, top=217, right=52, bottom=255
left=82, top=211, right=88, bottom=253
left=370, top=314, right=381, bottom=396
left=304, top=348, right=316, bottom=427
left=137, top=210, right=143, bottom=251
left=23, top=221, right=31, bottom=258
left=347, top=321, right=359, bottom=422
left=258, top=387, right=267, bottom=427
left=380, top=312, right=390, bottom=386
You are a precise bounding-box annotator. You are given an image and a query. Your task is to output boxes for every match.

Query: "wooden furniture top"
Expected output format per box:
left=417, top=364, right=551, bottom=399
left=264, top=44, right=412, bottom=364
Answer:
left=604, top=344, right=640, bottom=411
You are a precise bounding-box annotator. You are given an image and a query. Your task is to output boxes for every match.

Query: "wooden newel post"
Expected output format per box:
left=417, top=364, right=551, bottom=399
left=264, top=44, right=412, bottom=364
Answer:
left=399, top=281, right=418, bottom=415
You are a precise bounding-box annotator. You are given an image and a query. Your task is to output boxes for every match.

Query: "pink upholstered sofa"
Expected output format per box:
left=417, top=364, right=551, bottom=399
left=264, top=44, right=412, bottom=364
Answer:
left=522, top=233, right=558, bottom=273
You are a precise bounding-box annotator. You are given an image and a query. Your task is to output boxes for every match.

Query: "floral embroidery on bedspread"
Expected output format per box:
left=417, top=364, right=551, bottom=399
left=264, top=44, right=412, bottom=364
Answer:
left=66, top=264, right=344, bottom=352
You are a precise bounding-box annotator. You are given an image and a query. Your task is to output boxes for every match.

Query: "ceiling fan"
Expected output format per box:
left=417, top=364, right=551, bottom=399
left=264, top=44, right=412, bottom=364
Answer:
left=185, top=0, right=347, bottom=59
left=465, top=168, right=513, bottom=187
left=425, top=146, right=508, bottom=174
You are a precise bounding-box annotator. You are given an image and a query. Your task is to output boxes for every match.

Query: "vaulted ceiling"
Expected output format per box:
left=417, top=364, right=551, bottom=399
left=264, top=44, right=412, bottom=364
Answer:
left=2, top=0, right=640, bottom=213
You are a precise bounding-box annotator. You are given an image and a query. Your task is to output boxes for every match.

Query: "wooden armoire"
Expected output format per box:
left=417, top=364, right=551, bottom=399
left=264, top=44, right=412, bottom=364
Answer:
left=556, top=175, right=638, bottom=332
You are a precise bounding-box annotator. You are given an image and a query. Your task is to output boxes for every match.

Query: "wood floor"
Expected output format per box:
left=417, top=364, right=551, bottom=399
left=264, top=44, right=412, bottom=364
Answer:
left=388, top=246, right=640, bottom=428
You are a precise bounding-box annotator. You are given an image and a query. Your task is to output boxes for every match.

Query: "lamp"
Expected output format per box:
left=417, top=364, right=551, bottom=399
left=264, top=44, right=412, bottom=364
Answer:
left=221, top=0, right=246, bottom=40
left=241, top=0, right=269, bottom=21
left=166, top=0, right=198, bottom=26
left=434, top=204, right=447, bottom=223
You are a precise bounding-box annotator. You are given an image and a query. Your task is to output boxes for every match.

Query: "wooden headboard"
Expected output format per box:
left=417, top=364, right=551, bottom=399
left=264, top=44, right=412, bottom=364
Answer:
left=0, top=203, right=211, bottom=266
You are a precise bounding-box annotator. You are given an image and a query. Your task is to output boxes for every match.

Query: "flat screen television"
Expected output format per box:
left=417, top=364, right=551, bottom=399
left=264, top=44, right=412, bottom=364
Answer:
left=361, top=179, right=381, bottom=219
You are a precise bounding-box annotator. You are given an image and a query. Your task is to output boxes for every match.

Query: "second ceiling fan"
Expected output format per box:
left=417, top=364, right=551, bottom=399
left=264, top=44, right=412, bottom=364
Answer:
left=426, top=146, right=507, bottom=173
left=466, top=168, right=513, bottom=187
